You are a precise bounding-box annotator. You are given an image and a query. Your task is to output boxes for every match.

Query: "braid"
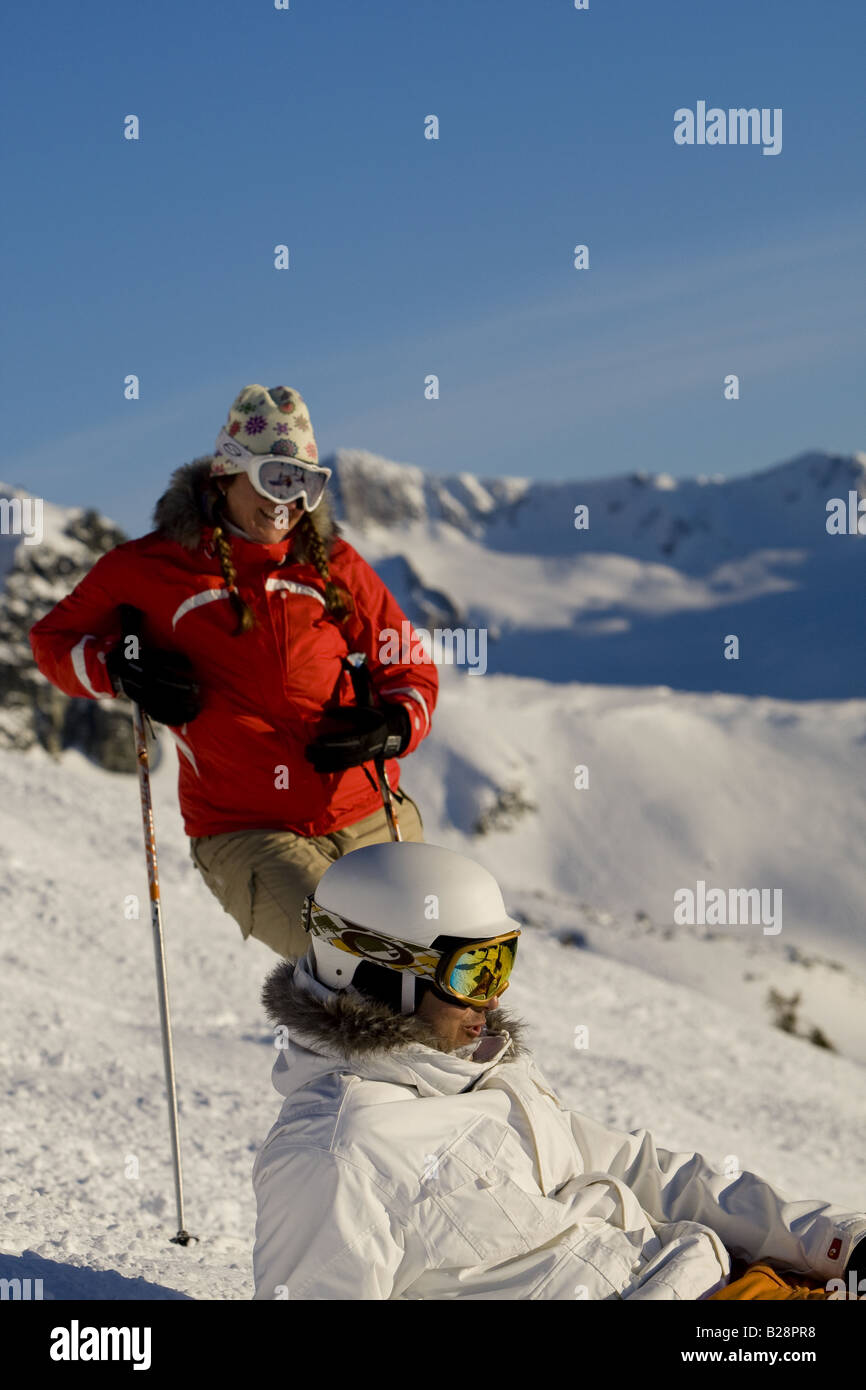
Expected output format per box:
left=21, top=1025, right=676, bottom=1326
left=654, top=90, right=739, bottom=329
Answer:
left=298, top=511, right=354, bottom=622
left=212, top=521, right=256, bottom=634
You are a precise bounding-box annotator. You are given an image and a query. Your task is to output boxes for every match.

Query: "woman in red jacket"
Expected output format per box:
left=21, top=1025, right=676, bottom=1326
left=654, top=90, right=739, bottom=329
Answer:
left=30, top=383, right=438, bottom=958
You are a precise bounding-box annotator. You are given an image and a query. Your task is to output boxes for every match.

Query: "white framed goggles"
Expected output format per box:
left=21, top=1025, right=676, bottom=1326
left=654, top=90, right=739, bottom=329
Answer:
left=213, top=426, right=332, bottom=512
left=305, top=899, right=520, bottom=1005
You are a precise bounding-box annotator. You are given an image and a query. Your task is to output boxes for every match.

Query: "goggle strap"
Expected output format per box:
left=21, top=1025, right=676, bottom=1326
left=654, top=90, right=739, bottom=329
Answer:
left=214, top=427, right=330, bottom=479
left=213, top=427, right=253, bottom=468
left=308, top=902, right=518, bottom=1002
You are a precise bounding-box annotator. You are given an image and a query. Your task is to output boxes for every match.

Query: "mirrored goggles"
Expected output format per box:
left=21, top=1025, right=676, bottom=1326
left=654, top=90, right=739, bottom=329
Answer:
left=213, top=427, right=332, bottom=512
left=306, top=898, right=520, bottom=1005
left=438, top=934, right=519, bottom=1003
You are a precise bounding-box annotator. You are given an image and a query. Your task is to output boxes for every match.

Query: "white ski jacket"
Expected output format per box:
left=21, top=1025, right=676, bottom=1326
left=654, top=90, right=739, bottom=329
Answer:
left=252, top=955, right=866, bottom=1300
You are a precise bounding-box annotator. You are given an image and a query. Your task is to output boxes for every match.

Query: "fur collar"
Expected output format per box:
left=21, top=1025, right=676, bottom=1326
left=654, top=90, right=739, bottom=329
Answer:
left=152, top=455, right=339, bottom=559
left=262, top=957, right=528, bottom=1062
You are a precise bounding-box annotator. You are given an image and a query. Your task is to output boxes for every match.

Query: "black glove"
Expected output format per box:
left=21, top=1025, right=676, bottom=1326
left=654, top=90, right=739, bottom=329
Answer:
left=106, top=635, right=201, bottom=727
left=305, top=703, right=410, bottom=774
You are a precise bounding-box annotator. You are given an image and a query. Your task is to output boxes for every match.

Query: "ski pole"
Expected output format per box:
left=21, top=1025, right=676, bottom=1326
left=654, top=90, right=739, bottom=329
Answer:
left=343, top=653, right=402, bottom=842
left=374, top=754, right=403, bottom=843
left=121, top=606, right=196, bottom=1247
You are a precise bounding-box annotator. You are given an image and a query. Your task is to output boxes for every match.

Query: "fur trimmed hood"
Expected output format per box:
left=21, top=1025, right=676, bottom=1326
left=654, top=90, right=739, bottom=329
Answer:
left=262, top=955, right=528, bottom=1064
left=151, top=455, right=339, bottom=561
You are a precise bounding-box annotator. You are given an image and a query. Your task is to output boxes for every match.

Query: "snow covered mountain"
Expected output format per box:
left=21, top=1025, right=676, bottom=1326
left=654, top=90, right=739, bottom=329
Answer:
left=331, top=448, right=865, bottom=561
left=331, top=448, right=866, bottom=698
left=1, top=448, right=864, bottom=1299
left=0, top=486, right=140, bottom=771
left=3, top=447, right=863, bottom=769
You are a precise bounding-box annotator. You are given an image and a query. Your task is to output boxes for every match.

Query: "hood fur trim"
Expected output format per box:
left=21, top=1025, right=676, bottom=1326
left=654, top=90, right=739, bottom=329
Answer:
left=152, top=455, right=339, bottom=558
left=262, top=958, right=528, bottom=1062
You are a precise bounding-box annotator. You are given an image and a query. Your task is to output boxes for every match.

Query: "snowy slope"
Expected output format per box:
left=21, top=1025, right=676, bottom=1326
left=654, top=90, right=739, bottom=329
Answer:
left=407, top=668, right=866, bottom=981
left=1, top=693, right=865, bottom=1300
left=2, top=450, right=864, bottom=1299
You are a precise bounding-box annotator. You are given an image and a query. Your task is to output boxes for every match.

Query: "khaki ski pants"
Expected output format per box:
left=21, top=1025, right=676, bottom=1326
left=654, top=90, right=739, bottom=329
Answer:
left=189, top=791, right=424, bottom=959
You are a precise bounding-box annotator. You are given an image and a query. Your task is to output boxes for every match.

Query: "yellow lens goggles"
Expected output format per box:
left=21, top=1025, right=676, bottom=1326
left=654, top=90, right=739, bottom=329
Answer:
left=436, top=933, right=519, bottom=1004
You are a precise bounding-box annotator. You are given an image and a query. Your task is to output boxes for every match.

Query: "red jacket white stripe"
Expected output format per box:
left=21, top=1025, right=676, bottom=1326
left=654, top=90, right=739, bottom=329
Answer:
left=29, top=462, right=438, bottom=838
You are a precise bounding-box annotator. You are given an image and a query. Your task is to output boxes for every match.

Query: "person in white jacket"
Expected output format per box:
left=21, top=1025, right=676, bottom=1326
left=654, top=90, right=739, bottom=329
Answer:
left=252, top=841, right=866, bottom=1301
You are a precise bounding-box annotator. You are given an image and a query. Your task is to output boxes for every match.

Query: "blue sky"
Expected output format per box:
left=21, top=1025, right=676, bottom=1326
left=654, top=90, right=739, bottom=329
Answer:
left=2, top=0, right=864, bottom=535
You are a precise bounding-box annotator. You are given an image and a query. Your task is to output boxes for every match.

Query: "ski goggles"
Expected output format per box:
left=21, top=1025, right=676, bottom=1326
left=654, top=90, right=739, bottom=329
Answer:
left=212, top=427, right=332, bottom=512
left=305, top=899, right=520, bottom=1004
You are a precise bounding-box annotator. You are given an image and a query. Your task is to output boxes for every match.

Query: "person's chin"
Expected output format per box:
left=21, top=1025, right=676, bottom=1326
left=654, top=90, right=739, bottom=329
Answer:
left=253, top=512, right=289, bottom=543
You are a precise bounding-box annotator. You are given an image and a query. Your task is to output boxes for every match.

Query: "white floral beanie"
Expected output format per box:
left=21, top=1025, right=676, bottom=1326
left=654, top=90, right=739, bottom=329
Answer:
left=211, top=384, right=320, bottom=470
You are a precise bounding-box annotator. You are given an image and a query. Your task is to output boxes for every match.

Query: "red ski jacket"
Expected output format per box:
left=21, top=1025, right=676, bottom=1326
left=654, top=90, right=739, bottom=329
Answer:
left=29, top=460, right=438, bottom=838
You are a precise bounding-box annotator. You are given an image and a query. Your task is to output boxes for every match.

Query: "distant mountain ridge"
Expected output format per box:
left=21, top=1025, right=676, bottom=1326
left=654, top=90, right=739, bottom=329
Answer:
left=329, top=448, right=866, bottom=565
left=328, top=448, right=866, bottom=699
left=0, top=488, right=142, bottom=769
left=1, top=446, right=864, bottom=772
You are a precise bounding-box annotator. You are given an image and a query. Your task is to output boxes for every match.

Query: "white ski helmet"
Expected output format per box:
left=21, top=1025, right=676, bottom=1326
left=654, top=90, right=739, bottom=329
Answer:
left=304, top=841, right=522, bottom=1013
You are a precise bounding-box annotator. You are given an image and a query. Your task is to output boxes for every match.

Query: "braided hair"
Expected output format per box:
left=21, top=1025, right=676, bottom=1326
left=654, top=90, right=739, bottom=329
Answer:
left=211, top=517, right=256, bottom=634
left=296, top=511, right=354, bottom=623
left=211, top=497, right=353, bottom=634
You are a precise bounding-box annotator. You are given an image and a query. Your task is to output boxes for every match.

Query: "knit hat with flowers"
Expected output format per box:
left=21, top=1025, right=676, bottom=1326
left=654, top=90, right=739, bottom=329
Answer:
left=211, top=384, right=320, bottom=473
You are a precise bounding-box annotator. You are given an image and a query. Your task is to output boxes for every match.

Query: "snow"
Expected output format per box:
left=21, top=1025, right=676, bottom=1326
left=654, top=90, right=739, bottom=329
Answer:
left=333, top=448, right=866, bottom=699
left=2, top=673, right=865, bottom=1300
left=335, top=447, right=866, bottom=562
left=2, top=445, right=864, bottom=1298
